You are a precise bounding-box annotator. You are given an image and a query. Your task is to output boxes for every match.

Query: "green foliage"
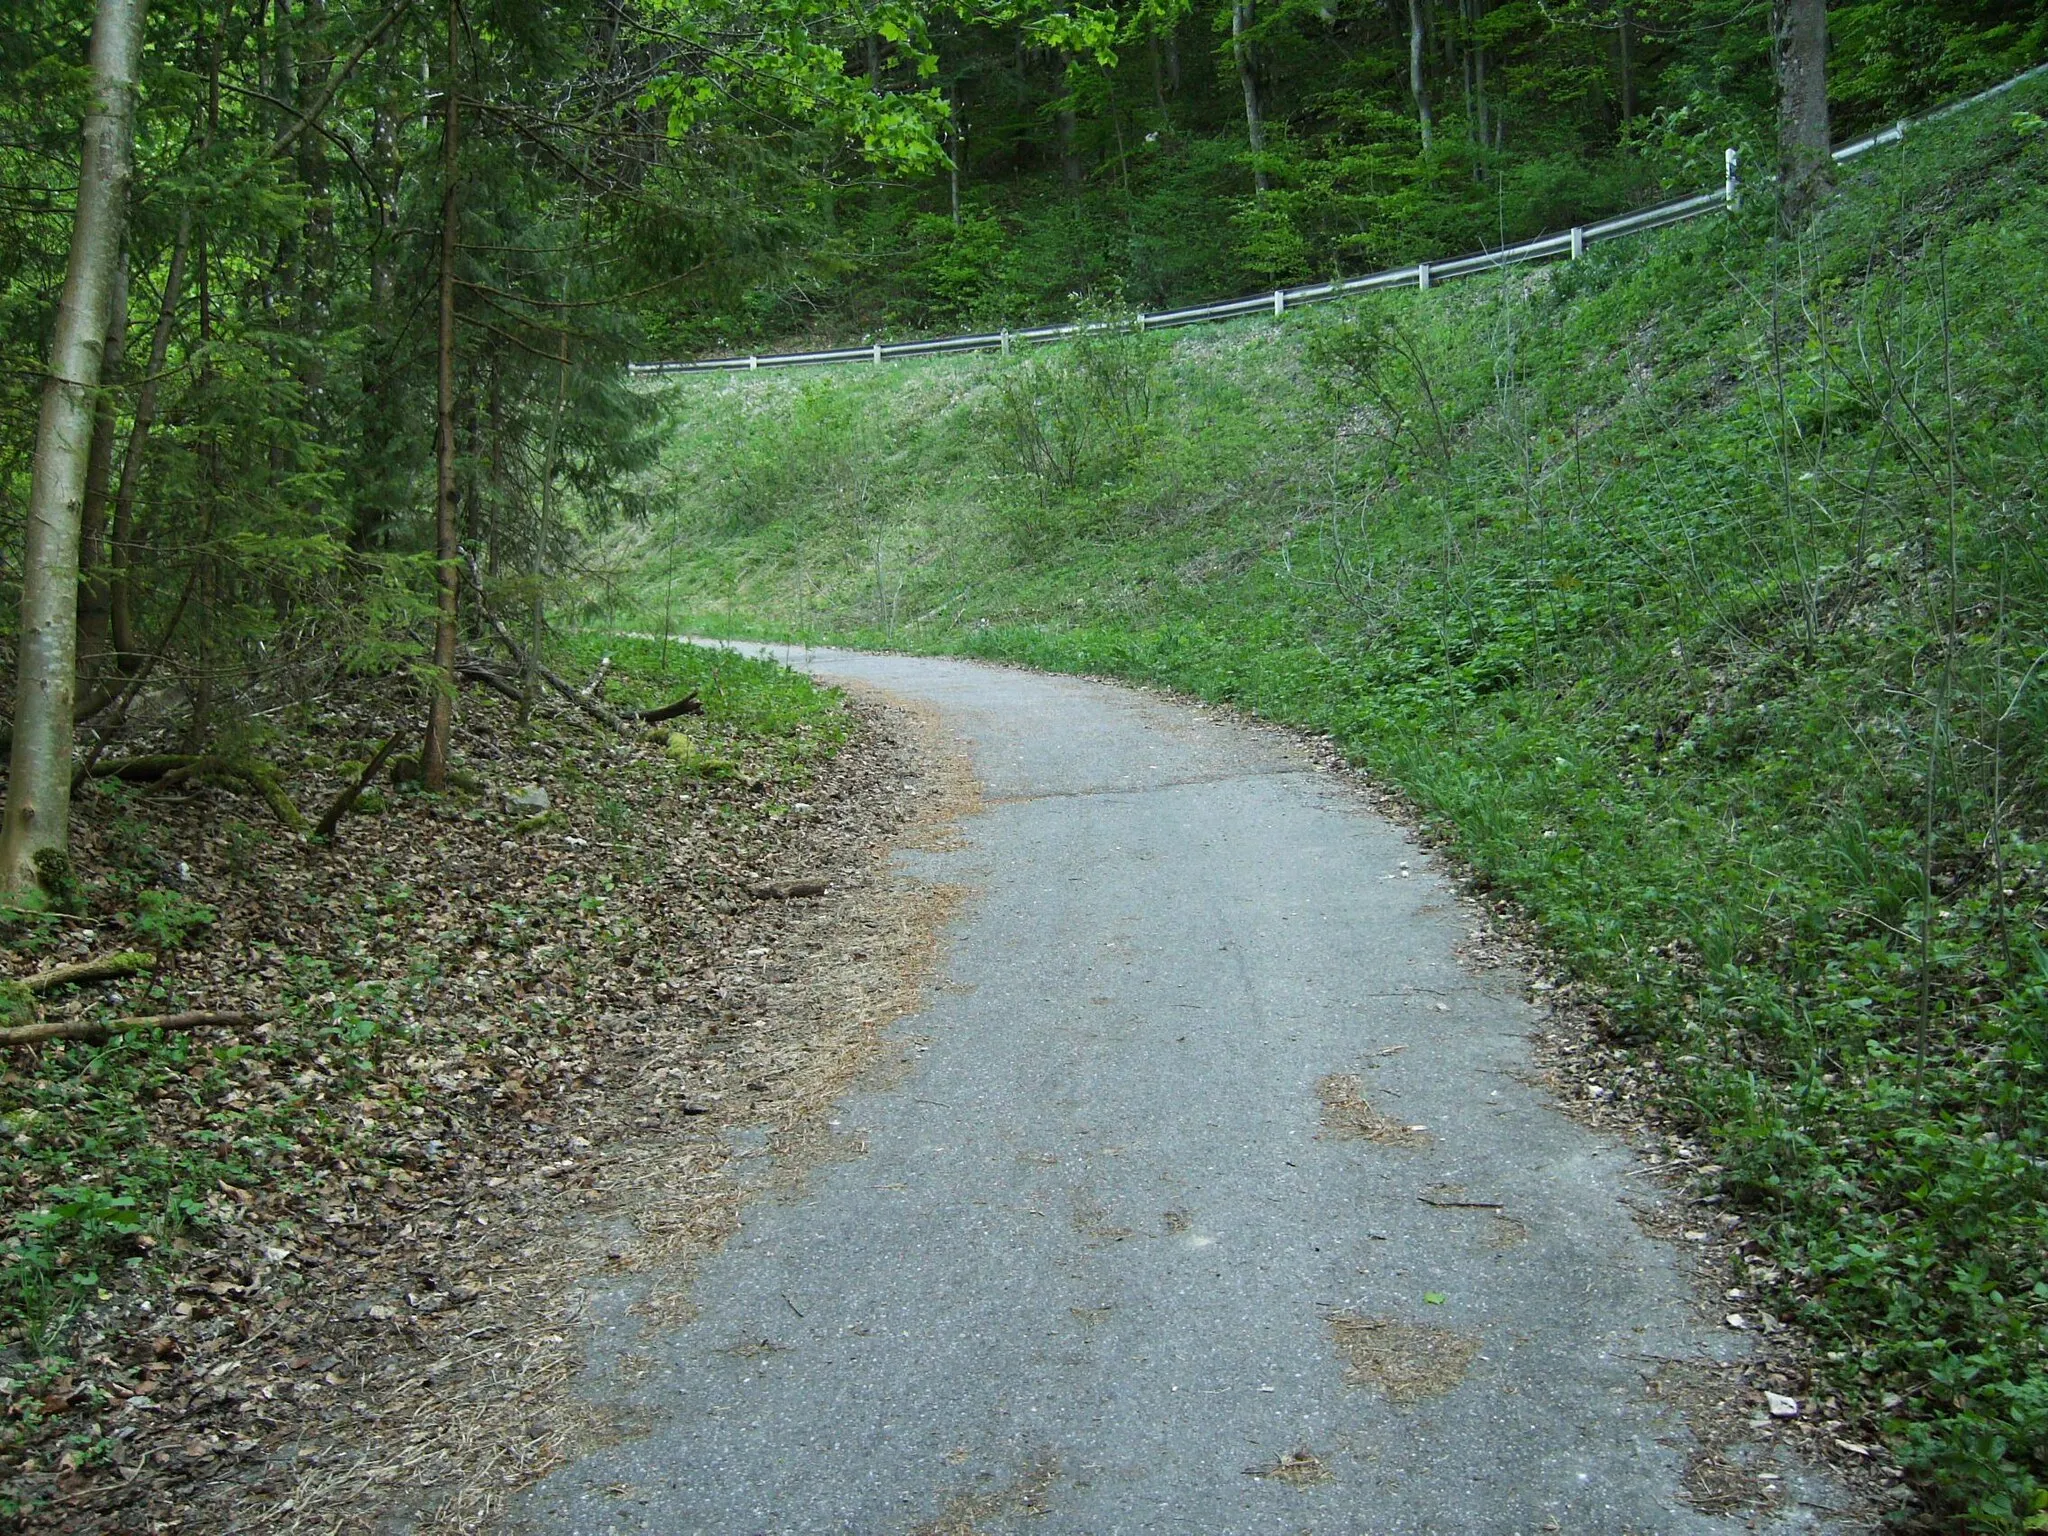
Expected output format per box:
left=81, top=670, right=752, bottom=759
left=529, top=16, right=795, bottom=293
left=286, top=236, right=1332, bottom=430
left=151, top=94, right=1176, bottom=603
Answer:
left=987, top=317, right=1163, bottom=499
left=610, top=79, right=2048, bottom=1529
left=0, top=0, right=951, bottom=785
left=130, top=890, right=216, bottom=952
left=683, top=2, right=2047, bottom=353
left=29, top=851, right=84, bottom=918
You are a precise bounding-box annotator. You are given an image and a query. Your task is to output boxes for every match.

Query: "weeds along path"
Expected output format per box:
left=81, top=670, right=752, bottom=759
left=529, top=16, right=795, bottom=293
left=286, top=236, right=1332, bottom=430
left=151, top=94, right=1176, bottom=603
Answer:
left=521, top=648, right=1864, bottom=1535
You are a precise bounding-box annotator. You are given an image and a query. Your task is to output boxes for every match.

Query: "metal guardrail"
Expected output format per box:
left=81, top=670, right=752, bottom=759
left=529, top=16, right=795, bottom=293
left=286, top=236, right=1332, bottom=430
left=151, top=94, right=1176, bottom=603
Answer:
left=633, top=61, right=2047, bottom=377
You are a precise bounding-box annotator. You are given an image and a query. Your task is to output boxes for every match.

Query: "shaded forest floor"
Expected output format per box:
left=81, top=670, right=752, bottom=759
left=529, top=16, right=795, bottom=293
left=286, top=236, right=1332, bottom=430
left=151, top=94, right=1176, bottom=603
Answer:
left=0, top=636, right=945, bottom=1531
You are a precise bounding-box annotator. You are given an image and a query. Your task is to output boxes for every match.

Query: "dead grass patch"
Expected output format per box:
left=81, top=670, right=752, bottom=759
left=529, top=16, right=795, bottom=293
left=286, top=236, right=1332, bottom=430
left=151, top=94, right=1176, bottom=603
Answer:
left=1317, top=1073, right=1430, bottom=1147
left=1325, top=1311, right=1482, bottom=1403
left=1247, top=1446, right=1333, bottom=1485
left=912, top=1450, right=1060, bottom=1535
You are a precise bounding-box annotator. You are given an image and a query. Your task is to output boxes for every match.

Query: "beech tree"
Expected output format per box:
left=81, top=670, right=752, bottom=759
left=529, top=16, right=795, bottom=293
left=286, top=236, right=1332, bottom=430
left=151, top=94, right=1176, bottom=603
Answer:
left=1773, top=0, right=1831, bottom=222
left=0, top=0, right=145, bottom=902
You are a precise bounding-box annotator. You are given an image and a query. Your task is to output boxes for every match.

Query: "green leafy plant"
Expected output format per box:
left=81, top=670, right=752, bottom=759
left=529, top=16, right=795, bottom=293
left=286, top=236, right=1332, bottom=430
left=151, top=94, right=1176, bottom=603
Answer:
left=130, top=890, right=216, bottom=951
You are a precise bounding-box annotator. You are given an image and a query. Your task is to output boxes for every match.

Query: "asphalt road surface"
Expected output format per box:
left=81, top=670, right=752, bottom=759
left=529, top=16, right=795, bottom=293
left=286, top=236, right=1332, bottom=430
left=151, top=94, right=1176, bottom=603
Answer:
left=517, top=649, right=1852, bottom=1536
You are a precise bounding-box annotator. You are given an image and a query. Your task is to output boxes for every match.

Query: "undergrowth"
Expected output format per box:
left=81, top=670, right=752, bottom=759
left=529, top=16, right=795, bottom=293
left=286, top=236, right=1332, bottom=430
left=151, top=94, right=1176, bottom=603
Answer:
left=608, top=78, right=2048, bottom=1532
left=0, top=638, right=842, bottom=1401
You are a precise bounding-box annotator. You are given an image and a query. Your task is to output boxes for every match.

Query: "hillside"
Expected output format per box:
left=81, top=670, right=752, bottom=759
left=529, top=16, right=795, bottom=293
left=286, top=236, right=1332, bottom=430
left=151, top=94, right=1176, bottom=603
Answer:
left=657, top=1, right=2048, bottom=355
left=606, top=78, right=2048, bottom=1531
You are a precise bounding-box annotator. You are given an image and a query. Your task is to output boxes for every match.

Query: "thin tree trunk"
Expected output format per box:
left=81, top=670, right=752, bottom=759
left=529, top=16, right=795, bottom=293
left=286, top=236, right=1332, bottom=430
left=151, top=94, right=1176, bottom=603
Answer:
left=355, top=67, right=399, bottom=551
left=109, top=209, right=191, bottom=664
left=1165, top=26, right=1180, bottom=92
left=1773, top=0, right=1830, bottom=223
left=421, top=0, right=460, bottom=790
left=2, top=0, right=147, bottom=899
left=77, top=252, right=128, bottom=687
left=948, top=88, right=962, bottom=225
left=526, top=327, right=570, bottom=724
left=1617, top=1, right=1637, bottom=124
left=1233, top=1, right=1268, bottom=193
left=1408, top=0, right=1434, bottom=152
left=1057, top=52, right=1082, bottom=187
left=1474, top=0, right=1486, bottom=146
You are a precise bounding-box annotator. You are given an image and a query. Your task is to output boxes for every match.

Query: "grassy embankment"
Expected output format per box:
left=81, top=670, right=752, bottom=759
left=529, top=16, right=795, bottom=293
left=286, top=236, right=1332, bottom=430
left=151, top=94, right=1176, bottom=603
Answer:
left=608, top=82, right=2048, bottom=1531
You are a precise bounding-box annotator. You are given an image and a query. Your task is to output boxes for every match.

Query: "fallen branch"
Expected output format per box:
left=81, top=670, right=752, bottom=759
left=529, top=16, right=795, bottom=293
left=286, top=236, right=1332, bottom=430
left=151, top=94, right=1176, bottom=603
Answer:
left=636, top=692, right=703, bottom=724
left=24, top=951, right=155, bottom=992
left=582, top=656, right=613, bottom=699
left=1416, top=1195, right=1506, bottom=1210
left=463, top=555, right=632, bottom=734
left=315, top=729, right=405, bottom=840
left=0, top=1010, right=262, bottom=1048
left=747, top=880, right=829, bottom=900
left=79, top=753, right=306, bottom=833
left=457, top=660, right=526, bottom=704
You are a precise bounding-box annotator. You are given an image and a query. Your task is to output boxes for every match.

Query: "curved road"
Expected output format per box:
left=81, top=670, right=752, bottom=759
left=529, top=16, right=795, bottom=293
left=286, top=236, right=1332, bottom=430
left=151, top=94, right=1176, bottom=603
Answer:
left=519, top=649, right=1849, bottom=1536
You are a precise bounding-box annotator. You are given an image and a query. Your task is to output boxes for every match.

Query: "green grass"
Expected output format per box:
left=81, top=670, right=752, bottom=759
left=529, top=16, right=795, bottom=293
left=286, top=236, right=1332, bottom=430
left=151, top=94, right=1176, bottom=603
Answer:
left=605, top=80, right=2048, bottom=1532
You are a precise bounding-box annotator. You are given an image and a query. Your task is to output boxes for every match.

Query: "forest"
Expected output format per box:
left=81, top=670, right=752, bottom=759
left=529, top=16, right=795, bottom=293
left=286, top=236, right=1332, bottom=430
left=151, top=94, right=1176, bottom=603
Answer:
left=3, top=0, right=2048, bottom=1527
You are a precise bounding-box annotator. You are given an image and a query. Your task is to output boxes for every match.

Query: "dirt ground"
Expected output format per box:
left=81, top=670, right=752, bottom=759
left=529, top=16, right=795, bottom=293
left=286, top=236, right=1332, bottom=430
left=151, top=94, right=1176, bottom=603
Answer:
left=2, top=675, right=972, bottom=1534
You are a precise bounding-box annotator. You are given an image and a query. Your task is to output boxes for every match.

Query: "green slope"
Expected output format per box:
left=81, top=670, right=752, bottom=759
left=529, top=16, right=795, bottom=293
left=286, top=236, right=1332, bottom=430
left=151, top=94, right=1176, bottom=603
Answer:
left=605, top=80, right=2048, bottom=1531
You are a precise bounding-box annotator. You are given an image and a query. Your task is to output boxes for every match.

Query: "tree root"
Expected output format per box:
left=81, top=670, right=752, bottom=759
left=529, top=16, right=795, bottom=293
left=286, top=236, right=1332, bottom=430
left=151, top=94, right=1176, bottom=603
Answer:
left=81, top=753, right=306, bottom=833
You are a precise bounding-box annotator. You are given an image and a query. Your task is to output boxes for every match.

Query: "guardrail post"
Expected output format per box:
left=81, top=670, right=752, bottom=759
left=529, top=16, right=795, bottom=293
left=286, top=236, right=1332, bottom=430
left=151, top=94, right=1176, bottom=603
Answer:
left=1273, top=290, right=1285, bottom=316
left=1000, top=329, right=1010, bottom=355
left=1136, top=313, right=1146, bottom=332
left=1418, top=261, right=1431, bottom=291
left=748, top=355, right=758, bottom=371
left=1570, top=227, right=1585, bottom=259
left=1725, top=147, right=1740, bottom=210
left=872, top=341, right=883, bottom=364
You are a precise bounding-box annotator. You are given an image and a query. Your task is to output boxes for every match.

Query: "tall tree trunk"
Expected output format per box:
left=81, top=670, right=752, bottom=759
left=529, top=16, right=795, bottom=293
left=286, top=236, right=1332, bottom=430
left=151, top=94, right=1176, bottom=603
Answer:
left=293, top=0, right=334, bottom=442
left=1468, top=0, right=1487, bottom=179
left=526, top=327, right=571, bottom=725
left=355, top=67, right=399, bottom=551
left=109, top=210, right=191, bottom=663
left=422, top=0, right=460, bottom=790
left=77, top=252, right=128, bottom=689
left=1165, top=26, right=1180, bottom=92
left=948, top=88, right=962, bottom=225
left=1773, top=0, right=1830, bottom=223
left=1617, top=2, right=1637, bottom=124
left=1, top=0, right=146, bottom=899
left=1408, top=0, right=1434, bottom=152
left=1233, top=1, right=1268, bottom=193
left=1057, top=53, right=1083, bottom=188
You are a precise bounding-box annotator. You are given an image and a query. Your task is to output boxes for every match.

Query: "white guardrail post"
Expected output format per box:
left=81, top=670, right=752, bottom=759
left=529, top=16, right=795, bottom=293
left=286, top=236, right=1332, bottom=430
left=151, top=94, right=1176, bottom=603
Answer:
left=639, top=65, right=2042, bottom=373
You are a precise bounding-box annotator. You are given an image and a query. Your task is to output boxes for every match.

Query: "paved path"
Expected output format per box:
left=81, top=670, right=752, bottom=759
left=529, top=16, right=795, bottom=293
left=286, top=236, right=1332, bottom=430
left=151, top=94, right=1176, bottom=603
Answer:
left=519, top=650, right=1847, bottom=1536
